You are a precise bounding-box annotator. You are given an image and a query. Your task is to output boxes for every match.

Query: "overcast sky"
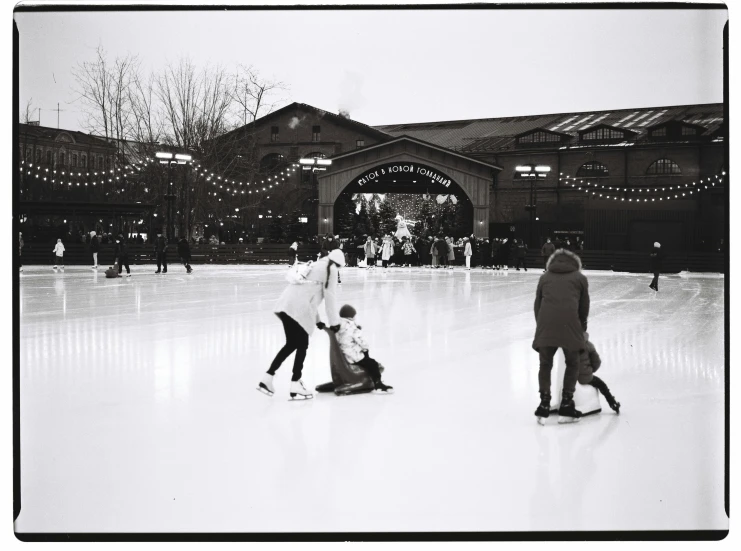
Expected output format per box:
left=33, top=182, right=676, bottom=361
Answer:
left=15, top=6, right=727, bottom=132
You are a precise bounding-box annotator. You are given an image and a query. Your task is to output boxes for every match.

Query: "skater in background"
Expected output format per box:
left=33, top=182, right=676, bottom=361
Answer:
left=381, top=234, right=394, bottom=269
left=430, top=237, right=439, bottom=268
left=497, top=238, right=510, bottom=270
left=416, top=235, right=429, bottom=267
left=446, top=236, right=455, bottom=269
left=532, top=248, right=590, bottom=424
left=19, top=232, right=23, bottom=273
left=288, top=242, right=298, bottom=266
left=463, top=237, right=473, bottom=270
left=320, top=234, right=338, bottom=258
left=514, top=239, right=527, bottom=271
left=257, top=248, right=345, bottom=400
left=114, top=235, right=131, bottom=277
left=541, top=238, right=555, bottom=271
left=52, top=238, right=65, bottom=271
left=479, top=238, right=492, bottom=269
left=649, top=242, right=663, bottom=292
left=364, top=236, right=376, bottom=268
left=336, top=304, right=394, bottom=394
left=90, top=231, right=100, bottom=270
left=401, top=237, right=416, bottom=267
left=154, top=232, right=168, bottom=274
left=178, top=236, right=193, bottom=274
left=578, top=332, right=620, bottom=414
left=491, top=238, right=501, bottom=269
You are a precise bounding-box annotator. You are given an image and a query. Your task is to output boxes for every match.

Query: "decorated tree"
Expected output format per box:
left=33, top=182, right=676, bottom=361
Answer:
left=334, top=192, right=357, bottom=238
left=353, top=196, right=370, bottom=237
left=378, top=198, right=398, bottom=236
left=367, top=199, right=380, bottom=237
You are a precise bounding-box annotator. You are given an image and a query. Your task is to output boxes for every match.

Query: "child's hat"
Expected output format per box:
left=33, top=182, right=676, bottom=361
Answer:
left=328, top=248, right=345, bottom=267
left=339, top=304, right=356, bottom=318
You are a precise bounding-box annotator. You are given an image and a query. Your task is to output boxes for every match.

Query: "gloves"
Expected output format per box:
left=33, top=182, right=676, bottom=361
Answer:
left=316, top=322, right=326, bottom=330
left=582, top=320, right=588, bottom=332
left=330, top=325, right=340, bottom=333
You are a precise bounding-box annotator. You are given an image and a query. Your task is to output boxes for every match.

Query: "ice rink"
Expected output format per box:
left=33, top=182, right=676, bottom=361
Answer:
left=15, top=264, right=727, bottom=534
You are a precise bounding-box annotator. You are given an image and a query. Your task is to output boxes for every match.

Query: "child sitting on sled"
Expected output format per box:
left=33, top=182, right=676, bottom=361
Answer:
left=335, top=304, right=394, bottom=394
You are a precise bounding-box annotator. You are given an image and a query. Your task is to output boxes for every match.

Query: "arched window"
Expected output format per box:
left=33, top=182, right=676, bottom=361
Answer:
left=646, top=159, right=681, bottom=175
left=72, top=154, right=78, bottom=167
left=98, top=156, right=103, bottom=169
left=35, top=149, right=41, bottom=163
left=576, top=161, right=609, bottom=178
left=46, top=151, right=52, bottom=164
left=25, top=148, right=32, bottom=160
left=81, top=155, right=87, bottom=168
left=58, top=153, right=65, bottom=166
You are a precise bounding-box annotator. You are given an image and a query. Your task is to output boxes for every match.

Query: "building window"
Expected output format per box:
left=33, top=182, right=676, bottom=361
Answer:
left=576, top=161, right=609, bottom=178
left=72, top=154, right=78, bottom=167
left=651, top=127, right=667, bottom=137
left=646, top=158, right=681, bottom=175
left=356, top=139, right=365, bottom=148
left=35, top=149, right=41, bottom=162
left=518, top=131, right=561, bottom=144
left=681, top=126, right=697, bottom=136
left=46, top=151, right=52, bottom=164
left=81, top=155, right=87, bottom=167
left=582, top=128, right=624, bottom=141
left=26, top=148, right=32, bottom=160
left=105, top=157, right=111, bottom=169
left=271, top=126, right=279, bottom=142
left=98, top=156, right=103, bottom=169
left=58, top=153, right=65, bottom=166
left=312, top=126, right=321, bottom=142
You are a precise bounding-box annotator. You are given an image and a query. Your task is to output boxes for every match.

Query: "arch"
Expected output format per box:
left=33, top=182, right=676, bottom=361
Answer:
left=576, top=161, right=609, bottom=178
left=259, top=152, right=287, bottom=172
left=646, top=158, right=681, bottom=175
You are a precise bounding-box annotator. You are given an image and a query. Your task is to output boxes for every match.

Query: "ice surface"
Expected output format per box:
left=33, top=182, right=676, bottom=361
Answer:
left=16, top=264, right=727, bottom=533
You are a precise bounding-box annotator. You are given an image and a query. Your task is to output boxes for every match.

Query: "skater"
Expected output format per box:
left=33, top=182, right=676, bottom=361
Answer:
left=335, top=304, right=394, bottom=393
left=401, top=237, right=416, bottom=267
left=89, top=231, right=100, bottom=269
left=463, top=237, right=473, bottom=270
left=514, top=239, right=527, bottom=271
left=320, top=233, right=338, bottom=258
left=257, top=248, right=345, bottom=400
left=19, top=232, right=23, bottom=273
left=381, top=234, right=394, bottom=269
left=491, top=238, right=501, bottom=269
left=479, top=238, right=492, bottom=269
left=114, top=235, right=131, bottom=277
left=532, top=248, right=590, bottom=424
left=541, top=238, right=555, bottom=271
left=288, top=242, right=298, bottom=266
left=364, top=236, right=376, bottom=268
left=430, top=237, right=439, bottom=268
left=154, top=232, right=168, bottom=274
left=649, top=242, right=663, bottom=292
left=578, top=332, right=620, bottom=414
left=446, top=237, right=455, bottom=269
left=177, top=236, right=193, bottom=274
left=52, top=238, right=65, bottom=271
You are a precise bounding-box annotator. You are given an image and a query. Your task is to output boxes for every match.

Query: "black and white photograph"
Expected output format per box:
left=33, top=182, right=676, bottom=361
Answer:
left=9, top=0, right=731, bottom=541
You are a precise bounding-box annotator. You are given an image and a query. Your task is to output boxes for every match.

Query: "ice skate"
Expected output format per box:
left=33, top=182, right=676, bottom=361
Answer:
left=557, top=397, right=582, bottom=424
left=53, top=266, right=57, bottom=270
left=256, top=373, right=275, bottom=397
left=373, top=381, right=394, bottom=394
left=126, top=274, right=132, bottom=278
left=535, top=393, right=551, bottom=425
left=289, top=379, right=313, bottom=400
left=590, top=376, right=620, bottom=414
left=155, top=270, right=161, bottom=274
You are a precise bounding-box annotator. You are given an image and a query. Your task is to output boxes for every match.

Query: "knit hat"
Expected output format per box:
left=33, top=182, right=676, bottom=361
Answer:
left=339, top=304, right=356, bottom=319
left=654, top=242, right=661, bottom=248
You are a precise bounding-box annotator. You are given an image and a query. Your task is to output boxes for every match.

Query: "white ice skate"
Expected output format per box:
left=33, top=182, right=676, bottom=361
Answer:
left=256, top=373, right=275, bottom=397
left=289, top=380, right=313, bottom=401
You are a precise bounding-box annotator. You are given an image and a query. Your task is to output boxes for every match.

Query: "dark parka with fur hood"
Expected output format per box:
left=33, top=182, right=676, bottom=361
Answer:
left=532, top=249, right=590, bottom=352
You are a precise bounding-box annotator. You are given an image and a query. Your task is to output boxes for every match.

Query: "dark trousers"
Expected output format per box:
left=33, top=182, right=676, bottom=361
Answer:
left=117, top=255, right=130, bottom=274
left=157, top=252, right=167, bottom=272
left=515, top=257, right=527, bottom=270
left=356, top=352, right=382, bottom=383
left=650, top=272, right=660, bottom=290
left=181, top=256, right=192, bottom=271
left=439, top=253, right=448, bottom=267
left=537, top=346, right=580, bottom=397
left=268, top=312, right=309, bottom=382
left=382, top=259, right=389, bottom=268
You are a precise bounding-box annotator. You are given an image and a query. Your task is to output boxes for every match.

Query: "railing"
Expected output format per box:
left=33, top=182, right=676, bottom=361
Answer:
left=18, top=243, right=725, bottom=273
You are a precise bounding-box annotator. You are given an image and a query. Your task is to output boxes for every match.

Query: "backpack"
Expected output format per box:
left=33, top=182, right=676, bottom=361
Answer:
left=285, top=260, right=317, bottom=285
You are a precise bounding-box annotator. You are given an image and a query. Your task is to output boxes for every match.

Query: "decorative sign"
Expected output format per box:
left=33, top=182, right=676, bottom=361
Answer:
left=356, top=163, right=452, bottom=188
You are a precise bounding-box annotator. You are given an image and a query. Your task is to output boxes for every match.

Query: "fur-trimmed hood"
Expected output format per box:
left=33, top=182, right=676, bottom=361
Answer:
left=545, top=248, right=582, bottom=273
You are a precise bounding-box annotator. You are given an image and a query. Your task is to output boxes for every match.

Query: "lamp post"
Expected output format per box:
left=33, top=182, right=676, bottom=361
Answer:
left=516, top=164, right=550, bottom=247
left=299, top=156, right=332, bottom=235
left=156, top=151, right=192, bottom=242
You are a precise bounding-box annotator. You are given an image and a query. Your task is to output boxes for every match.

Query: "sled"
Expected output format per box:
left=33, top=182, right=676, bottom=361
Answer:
left=315, top=328, right=383, bottom=396
left=549, top=351, right=602, bottom=416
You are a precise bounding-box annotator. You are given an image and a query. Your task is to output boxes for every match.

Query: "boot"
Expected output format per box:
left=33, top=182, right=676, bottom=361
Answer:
left=289, top=379, right=313, bottom=400
left=257, top=373, right=275, bottom=396
left=373, top=381, right=394, bottom=394
left=535, top=392, right=551, bottom=424
left=589, top=376, right=620, bottom=414
left=557, top=392, right=582, bottom=424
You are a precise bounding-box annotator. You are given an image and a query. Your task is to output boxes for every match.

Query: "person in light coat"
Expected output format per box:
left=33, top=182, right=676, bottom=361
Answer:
left=258, top=248, right=345, bottom=400
left=463, top=237, right=473, bottom=270
left=52, top=239, right=65, bottom=270
left=364, top=236, right=376, bottom=268
left=381, top=234, right=394, bottom=269
left=446, top=236, right=455, bottom=269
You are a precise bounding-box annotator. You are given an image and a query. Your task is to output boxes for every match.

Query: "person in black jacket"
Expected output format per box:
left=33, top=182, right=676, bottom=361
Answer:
left=649, top=242, right=663, bottom=291
left=479, top=238, right=492, bottom=268
left=178, top=237, right=193, bottom=274
left=154, top=232, right=168, bottom=274
left=90, top=231, right=100, bottom=269
left=114, top=235, right=131, bottom=277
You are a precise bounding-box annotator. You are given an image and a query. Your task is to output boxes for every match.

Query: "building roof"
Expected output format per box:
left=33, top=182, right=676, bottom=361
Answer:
left=374, top=103, right=724, bottom=154
left=19, top=124, right=115, bottom=149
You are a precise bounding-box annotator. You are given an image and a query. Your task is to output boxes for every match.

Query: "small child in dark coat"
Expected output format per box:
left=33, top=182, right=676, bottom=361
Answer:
left=177, top=237, right=193, bottom=274
left=578, top=333, right=620, bottom=413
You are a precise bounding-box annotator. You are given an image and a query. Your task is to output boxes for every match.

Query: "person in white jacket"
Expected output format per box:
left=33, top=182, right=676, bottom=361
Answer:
left=257, top=248, right=345, bottom=400
left=464, top=237, right=473, bottom=270
left=335, top=304, right=394, bottom=394
left=52, top=239, right=65, bottom=270
left=381, top=234, right=394, bottom=269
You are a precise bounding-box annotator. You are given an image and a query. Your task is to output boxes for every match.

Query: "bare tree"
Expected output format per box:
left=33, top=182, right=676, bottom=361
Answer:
left=230, top=65, right=287, bottom=126
left=21, top=98, right=36, bottom=123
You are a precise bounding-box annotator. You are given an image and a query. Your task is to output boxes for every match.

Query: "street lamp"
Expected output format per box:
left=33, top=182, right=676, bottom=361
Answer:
left=157, top=151, right=192, bottom=242
left=298, top=156, right=332, bottom=235
left=516, top=164, right=550, bottom=247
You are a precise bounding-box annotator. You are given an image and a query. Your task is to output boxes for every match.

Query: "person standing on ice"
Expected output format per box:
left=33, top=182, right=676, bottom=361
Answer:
left=288, top=242, right=298, bottom=266
left=177, top=236, right=193, bottom=274
left=154, top=232, right=168, bottom=274
left=52, top=238, right=65, bottom=271
left=257, top=248, right=345, bottom=400
left=364, top=236, right=376, bottom=268
left=90, top=231, right=100, bottom=270
left=381, top=234, right=394, bottom=269
left=446, top=237, right=456, bottom=269
left=649, top=242, right=663, bottom=292
left=541, top=238, right=555, bottom=272
left=532, top=248, right=590, bottom=424
left=463, top=237, right=473, bottom=270
left=114, top=235, right=131, bottom=277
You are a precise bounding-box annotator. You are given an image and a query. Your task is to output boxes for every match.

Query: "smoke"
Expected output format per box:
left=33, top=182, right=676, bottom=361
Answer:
left=337, top=70, right=366, bottom=119
left=288, top=115, right=305, bottom=130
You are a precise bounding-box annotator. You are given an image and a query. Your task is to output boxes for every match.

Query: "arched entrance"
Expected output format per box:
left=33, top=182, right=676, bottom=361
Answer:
left=316, top=136, right=500, bottom=238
